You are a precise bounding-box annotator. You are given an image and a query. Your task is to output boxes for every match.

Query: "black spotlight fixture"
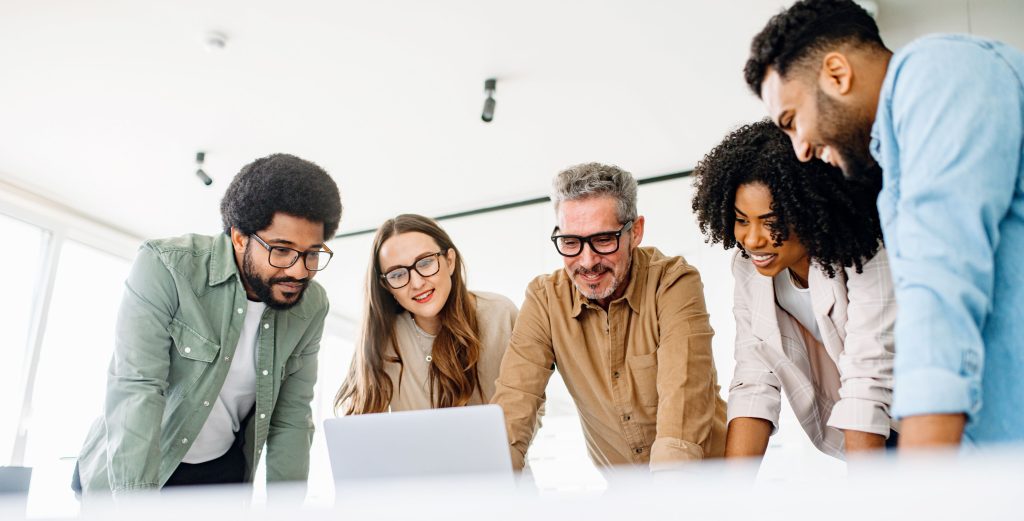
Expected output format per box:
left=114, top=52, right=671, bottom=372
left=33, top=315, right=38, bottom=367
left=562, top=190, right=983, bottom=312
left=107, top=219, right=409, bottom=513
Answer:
left=481, top=78, right=497, bottom=123
left=195, top=151, right=213, bottom=186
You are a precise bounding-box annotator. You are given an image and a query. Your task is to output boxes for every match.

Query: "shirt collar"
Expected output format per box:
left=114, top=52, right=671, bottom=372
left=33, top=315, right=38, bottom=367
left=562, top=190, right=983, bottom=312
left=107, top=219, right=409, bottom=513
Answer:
left=208, top=233, right=240, bottom=287
left=570, top=283, right=587, bottom=318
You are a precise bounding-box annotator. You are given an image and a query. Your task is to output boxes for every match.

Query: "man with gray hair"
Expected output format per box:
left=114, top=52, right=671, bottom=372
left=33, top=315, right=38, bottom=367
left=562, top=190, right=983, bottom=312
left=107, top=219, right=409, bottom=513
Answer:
left=492, top=163, right=726, bottom=471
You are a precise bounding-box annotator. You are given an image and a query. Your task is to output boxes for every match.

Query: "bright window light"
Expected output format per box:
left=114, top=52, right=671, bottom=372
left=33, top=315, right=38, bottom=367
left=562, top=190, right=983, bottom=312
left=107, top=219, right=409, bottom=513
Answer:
left=0, top=212, right=48, bottom=466
left=23, top=239, right=130, bottom=517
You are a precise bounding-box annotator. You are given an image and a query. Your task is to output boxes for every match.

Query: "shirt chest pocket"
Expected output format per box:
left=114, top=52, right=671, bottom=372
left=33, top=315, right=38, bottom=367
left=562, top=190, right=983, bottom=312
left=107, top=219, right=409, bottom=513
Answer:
left=167, top=320, right=222, bottom=396
left=626, top=352, right=659, bottom=407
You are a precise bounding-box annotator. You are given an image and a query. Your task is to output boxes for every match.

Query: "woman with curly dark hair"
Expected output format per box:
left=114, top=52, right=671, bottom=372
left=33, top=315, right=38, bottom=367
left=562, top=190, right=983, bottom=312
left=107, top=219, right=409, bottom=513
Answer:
left=692, top=120, right=897, bottom=461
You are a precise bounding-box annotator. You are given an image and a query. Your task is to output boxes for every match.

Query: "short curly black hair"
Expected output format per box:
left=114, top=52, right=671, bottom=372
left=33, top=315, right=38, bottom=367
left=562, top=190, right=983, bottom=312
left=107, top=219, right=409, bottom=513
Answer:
left=691, top=120, right=881, bottom=277
left=221, top=153, right=342, bottom=239
left=744, top=0, right=888, bottom=97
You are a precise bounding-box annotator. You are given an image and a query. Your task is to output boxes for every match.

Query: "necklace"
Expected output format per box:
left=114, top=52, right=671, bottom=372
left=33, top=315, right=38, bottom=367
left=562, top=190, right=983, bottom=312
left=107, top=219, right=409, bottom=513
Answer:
left=408, top=314, right=436, bottom=363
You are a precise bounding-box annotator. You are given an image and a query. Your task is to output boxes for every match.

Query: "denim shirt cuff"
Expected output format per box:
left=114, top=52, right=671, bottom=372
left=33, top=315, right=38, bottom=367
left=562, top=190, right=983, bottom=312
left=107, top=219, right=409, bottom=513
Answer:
left=892, top=367, right=980, bottom=419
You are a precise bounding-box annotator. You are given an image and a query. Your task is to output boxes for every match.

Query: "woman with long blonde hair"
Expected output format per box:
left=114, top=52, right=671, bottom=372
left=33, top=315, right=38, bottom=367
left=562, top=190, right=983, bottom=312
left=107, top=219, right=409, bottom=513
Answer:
left=336, top=214, right=517, bottom=414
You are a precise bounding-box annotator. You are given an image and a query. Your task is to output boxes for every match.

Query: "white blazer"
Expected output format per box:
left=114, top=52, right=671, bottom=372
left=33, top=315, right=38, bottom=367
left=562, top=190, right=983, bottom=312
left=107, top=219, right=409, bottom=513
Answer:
left=727, top=248, right=896, bottom=459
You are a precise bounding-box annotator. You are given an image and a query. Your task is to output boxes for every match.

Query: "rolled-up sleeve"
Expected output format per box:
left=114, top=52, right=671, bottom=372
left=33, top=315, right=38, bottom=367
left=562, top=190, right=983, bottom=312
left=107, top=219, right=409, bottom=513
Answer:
left=879, top=39, right=1022, bottom=420
left=827, top=249, right=895, bottom=436
left=649, top=262, right=722, bottom=467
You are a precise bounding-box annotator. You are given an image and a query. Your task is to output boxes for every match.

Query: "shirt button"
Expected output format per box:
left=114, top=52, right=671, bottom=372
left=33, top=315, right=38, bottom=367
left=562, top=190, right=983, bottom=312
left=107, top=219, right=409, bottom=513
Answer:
left=237, top=308, right=244, bottom=314
left=262, top=370, right=269, bottom=376
left=634, top=448, right=643, bottom=454
left=623, top=415, right=631, bottom=421
left=260, top=413, right=266, bottom=419
left=203, top=401, right=210, bottom=407
left=613, top=371, right=620, bottom=378
left=183, top=347, right=191, bottom=354
left=181, top=438, right=189, bottom=444
left=263, top=323, right=270, bottom=329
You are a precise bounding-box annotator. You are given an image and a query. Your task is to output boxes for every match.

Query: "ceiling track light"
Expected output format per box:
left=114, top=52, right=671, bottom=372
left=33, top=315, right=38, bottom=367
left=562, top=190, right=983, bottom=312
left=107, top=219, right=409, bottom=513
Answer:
left=195, top=151, right=213, bottom=186
left=481, top=78, right=497, bottom=123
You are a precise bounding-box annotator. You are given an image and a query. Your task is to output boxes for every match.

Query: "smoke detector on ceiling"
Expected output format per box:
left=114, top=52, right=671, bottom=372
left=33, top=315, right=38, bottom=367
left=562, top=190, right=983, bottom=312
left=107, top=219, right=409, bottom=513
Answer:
left=204, top=31, right=229, bottom=52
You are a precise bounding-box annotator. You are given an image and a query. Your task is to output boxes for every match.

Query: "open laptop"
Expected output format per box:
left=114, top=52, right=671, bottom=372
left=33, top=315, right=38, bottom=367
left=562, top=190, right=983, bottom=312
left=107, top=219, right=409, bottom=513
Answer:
left=0, top=466, right=31, bottom=496
left=324, top=404, right=513, bottom=483
left=0, top=466, right=32, bottom=515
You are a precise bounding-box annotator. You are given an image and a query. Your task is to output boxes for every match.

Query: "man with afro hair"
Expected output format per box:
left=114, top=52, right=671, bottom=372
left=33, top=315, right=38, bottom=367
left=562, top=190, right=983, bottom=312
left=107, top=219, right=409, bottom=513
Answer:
left=75, top=154, right=341, bottom=497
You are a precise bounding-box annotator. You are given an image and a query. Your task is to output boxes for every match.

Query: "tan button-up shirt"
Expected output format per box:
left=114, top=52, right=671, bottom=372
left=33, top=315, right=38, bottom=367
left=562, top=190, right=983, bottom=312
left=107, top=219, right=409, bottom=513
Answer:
left=492, top=246, right=726, bottom=471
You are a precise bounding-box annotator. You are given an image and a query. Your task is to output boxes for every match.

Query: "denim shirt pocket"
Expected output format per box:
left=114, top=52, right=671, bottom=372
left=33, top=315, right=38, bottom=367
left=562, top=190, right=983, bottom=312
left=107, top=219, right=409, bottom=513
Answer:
left=167, top=320, right=221, bottom=398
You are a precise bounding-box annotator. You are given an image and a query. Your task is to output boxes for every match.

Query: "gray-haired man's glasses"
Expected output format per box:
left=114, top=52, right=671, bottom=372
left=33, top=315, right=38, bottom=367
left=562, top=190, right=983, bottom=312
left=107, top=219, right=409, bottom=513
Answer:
left=550, top=220, right=633, bottom=257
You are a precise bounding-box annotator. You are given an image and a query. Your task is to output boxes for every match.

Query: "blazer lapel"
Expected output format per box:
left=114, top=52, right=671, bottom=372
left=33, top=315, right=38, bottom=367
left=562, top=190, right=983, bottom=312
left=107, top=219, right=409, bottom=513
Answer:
left=750, top=273, right=779, bottom=342
left=809, top=267, right=847, bottom=363
left=809, top=266, right=837, bottom=319
left=749, top=272, right=818, bottom=425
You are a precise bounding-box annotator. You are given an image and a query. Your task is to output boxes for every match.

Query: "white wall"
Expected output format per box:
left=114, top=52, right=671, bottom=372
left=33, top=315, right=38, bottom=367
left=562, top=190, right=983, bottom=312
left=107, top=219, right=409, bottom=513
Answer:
left=877, top=0, right=1024, bottom=50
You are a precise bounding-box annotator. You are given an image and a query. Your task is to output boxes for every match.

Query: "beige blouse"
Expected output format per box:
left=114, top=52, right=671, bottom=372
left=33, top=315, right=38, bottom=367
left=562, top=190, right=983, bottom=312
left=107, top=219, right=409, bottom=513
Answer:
left=384, top=291, right=518, bottom=411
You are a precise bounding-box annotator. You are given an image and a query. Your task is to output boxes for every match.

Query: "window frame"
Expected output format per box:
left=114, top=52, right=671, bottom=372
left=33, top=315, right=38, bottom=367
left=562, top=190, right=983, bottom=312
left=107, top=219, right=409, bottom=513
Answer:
left=0, top=179, right=139, bottom=466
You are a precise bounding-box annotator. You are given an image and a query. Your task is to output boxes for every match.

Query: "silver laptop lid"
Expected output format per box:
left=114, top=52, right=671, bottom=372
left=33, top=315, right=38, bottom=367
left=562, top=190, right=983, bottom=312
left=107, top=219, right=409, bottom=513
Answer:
left=324, top=404, right=512, bottom=483
left=0, top=467, right=31, bottom=495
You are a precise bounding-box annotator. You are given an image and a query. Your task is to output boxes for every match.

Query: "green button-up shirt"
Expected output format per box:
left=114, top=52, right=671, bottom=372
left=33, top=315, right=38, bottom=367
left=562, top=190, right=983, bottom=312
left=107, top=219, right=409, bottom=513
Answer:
left=77, top=233, right=328, bottom=496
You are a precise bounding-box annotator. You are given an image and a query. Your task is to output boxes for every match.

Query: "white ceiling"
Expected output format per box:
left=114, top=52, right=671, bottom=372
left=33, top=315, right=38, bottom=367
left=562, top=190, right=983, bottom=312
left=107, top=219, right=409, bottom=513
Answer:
left=0, top=0, right=783, bottom=239
left=2, top=1, right=1020, bottom=241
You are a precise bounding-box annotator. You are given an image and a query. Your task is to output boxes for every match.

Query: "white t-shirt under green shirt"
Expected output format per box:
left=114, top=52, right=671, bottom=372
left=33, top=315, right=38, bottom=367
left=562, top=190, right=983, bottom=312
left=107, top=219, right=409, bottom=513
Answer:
left=182, top=299, right=265, bottom=463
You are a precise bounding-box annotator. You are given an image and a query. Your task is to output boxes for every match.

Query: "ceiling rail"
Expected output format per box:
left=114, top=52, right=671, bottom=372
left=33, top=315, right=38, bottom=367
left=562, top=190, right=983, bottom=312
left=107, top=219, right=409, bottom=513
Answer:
left=334, top=169, right=693, bottom=239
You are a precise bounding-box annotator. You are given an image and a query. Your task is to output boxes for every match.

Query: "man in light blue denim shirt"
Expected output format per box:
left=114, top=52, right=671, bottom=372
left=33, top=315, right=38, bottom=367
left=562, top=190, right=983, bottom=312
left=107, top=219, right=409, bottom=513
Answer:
left=744, top=0, right=1023, bottom=448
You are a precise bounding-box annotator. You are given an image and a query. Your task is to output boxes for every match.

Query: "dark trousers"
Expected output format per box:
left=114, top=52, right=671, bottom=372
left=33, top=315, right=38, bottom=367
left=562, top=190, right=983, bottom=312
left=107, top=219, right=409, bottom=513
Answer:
left=72, top=429, right=246, bottom=495
left=886, top=430, right=900, bottom=449
left=164, top=429, right=247, bottom=486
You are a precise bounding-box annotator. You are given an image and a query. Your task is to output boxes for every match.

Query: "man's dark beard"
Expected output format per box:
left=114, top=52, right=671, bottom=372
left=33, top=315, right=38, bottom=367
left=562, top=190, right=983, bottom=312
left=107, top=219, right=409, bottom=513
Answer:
left=816, top=88, right=883, bottom=185
left=242, top=243, right=308, bottom=310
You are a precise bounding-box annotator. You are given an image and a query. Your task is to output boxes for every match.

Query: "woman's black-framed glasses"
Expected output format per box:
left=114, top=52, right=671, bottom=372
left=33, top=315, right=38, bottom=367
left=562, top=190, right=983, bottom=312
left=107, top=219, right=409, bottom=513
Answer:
left=550, top=220, right=634, bottom=257
left=379, top=251, right=445, bottom=289
left=250, top=233, right=334, bottom=271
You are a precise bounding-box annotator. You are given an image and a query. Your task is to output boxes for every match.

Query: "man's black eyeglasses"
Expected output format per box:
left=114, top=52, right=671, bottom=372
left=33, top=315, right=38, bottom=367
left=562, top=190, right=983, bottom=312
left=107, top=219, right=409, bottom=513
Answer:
left=250, top=234, right=333, bottom=271
left=550, top=220, right=634, bottom=257
left=379, top=251, right=445, bottom=289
